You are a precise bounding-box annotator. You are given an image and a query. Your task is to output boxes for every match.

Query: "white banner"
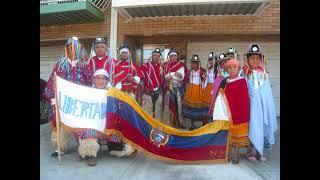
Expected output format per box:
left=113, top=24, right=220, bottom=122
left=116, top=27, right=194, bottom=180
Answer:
left=56, top=75, right=107, bottom=132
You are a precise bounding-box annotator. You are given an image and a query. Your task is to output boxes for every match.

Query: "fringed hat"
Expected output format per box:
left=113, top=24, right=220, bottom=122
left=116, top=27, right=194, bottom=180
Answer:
left=244, top=44, right=266, bottom=71
left=246, top=44, right=263, bottom=56
left=217, top=53, right=228, bottom=61
left=66, top=36, right=78, bottom=46
left=168, top=48, right=179, bottom=57
left=64, top=36, right=88, bottom=63
left=90, top=37, right=107, bottom=58
left=191, top=54, right=200, bottom=62
left=119, top=43, right=130, bottom=54
left=208, top=51, right=214, bottom=61
left=152, top=48, right=162, bottom=55
left=226, top=47, right=239, bottom=60
left=213, top=53, right=222, bottom=78
left=94, top=37, right=106, bottom=46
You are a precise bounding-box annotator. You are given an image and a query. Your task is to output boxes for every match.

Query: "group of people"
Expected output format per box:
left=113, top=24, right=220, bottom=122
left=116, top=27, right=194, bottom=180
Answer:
left=43, top=36, right=277, bottom=166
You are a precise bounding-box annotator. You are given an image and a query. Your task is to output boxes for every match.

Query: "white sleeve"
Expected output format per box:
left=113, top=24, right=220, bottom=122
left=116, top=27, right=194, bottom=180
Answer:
left=172, top=67, right=185, bottom=81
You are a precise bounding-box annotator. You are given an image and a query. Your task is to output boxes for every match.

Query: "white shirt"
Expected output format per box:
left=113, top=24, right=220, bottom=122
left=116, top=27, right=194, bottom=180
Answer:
left=207, top=68, right=215, bottom=83
left=189, top=70, right=201, bottom=85
left=202, top=68, right=214, bottom=89
left=251, top=70, right=265, bottom=89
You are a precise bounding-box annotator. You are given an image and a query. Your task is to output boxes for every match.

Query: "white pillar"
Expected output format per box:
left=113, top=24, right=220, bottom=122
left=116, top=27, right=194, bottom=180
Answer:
left=110, top=7, right=118, bottom=59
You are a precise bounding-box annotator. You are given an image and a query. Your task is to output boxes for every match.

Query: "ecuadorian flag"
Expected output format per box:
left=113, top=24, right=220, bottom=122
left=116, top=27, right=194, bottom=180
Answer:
left=105, top=88, right=230, bottom=164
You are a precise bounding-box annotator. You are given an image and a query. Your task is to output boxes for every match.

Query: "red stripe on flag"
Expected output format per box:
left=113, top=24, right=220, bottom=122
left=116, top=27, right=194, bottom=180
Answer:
left=106, top=113, right=227, bottom=161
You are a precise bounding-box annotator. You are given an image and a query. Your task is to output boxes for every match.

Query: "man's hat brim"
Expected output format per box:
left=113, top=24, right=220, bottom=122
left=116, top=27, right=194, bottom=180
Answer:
left=94, top=41, right=106, bottom=45
left=94, top=41, right=106, bottom=44
left=226, top=52, right=236, bottom=55
left=66, top=37, right=79, bottom=45
left=217, top=58, right=228, bottom=64
left=152, top=51, right=161, bottom=55
left=246, top=52, right=263, bottom=56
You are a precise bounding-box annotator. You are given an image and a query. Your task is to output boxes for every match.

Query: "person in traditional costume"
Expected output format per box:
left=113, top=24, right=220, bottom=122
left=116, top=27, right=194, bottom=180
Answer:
left=202, top=52, right=216, bottom=107
left=217, top=59, right=251, bottom=164
left=88, top=37, right=117, bottom=75
left=179, top=54, right=188, bottom=96
left=226, top=47, right=242, bottom=76
left=107, top=44, right=142, bottom=157
left=242, top=44, right=278, bottom=161
left=218, top=53, right=230, bottom=78
left=162, top=48, right=185, bottom=128
left=92, top=69, right=111, bottom=88
left=92, top=68, right=122, bottom=89
left=75, top=69, right=110, bottom=166
left=43, top=36, right=94, bottom=158
left=182, top=55, right=208, bottom=130
left=113, top=44, right=143, bottom=100
left=141, top=48, right=163, bottom=120
left=207, top=53, right=229, bottom=117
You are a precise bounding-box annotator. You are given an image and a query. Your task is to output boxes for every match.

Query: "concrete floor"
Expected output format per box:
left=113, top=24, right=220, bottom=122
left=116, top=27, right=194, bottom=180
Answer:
left=40, top=118, right=280, bottom=180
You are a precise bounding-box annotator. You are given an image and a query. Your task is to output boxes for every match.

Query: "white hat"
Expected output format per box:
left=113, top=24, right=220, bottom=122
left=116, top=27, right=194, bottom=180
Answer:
left=168, top=52, right=178, bottom=56
left=120, top=48, right=129, bottom=54
left=94, top=69, right=109, bottom=78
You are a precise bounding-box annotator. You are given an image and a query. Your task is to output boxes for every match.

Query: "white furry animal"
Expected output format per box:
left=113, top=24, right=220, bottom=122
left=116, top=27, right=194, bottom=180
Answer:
left=109, top=144, right=136, bottom=157
left=78, top=138, right=100, bottom=158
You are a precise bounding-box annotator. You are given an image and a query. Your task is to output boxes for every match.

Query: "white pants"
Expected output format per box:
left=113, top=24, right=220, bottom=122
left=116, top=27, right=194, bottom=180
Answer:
left=141, top=94, right=163, bottom=121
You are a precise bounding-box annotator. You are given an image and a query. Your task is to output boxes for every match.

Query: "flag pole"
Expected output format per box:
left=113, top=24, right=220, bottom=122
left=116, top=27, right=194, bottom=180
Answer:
left=54, top=72, right=62, bottom=164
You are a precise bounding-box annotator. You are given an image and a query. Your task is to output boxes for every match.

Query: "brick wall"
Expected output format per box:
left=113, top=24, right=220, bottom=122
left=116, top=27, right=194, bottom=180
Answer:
left=40, top=0, right=279, bottom=44
left=118, top=0, right=279, bottom=40
left=40, top=6, right=112, bottom=42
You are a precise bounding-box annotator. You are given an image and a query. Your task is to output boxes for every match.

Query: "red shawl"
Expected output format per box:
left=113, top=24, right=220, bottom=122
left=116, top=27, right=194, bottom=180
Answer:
left=224, top=77, right=250, bottom=124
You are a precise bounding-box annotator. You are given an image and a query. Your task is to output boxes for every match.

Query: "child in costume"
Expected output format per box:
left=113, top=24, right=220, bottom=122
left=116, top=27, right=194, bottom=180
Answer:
left=242, top=44, right=278, bottom=161
left=182, top=55, right=208, bottom=130
left=217, top=59, right=250, bottom=164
